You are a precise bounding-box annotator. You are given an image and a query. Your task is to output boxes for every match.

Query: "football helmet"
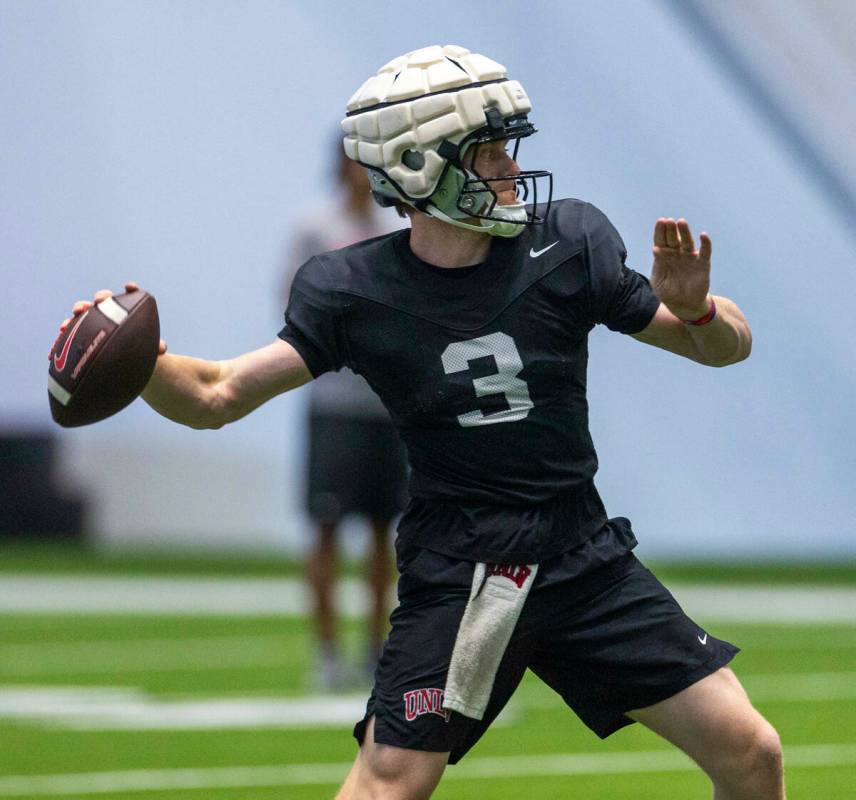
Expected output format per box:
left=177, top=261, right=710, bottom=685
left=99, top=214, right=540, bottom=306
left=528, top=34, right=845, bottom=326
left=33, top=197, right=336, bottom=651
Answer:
left=342, top=44, right=552, bottom=237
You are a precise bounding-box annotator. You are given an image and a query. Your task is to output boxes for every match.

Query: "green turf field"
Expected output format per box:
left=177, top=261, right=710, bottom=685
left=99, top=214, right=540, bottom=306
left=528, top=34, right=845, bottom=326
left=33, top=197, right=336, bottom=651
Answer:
left=0, top=548, right=854, bottom=798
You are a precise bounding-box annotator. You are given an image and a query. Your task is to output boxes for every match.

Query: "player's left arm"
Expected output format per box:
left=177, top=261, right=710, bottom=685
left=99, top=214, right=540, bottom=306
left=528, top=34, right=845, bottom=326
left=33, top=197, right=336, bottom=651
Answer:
left=632, top=218, right=752, bottom=367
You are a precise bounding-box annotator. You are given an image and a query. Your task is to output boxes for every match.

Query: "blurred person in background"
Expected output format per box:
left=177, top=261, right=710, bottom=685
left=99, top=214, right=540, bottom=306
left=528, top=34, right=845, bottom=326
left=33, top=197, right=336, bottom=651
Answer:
left=281, top=138, right=408, bottom=690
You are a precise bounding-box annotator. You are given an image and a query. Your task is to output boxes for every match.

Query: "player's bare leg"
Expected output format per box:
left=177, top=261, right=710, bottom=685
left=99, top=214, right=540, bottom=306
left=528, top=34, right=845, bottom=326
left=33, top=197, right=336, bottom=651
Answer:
left=306, top=521, right=340, bottom=686
left=308, top=521, right=338, bottom=645
left=628, top=667, right=784, bottom=799
left=367, top=517, right=393, bottom=661
left=335, top=716, right=448, bottom=800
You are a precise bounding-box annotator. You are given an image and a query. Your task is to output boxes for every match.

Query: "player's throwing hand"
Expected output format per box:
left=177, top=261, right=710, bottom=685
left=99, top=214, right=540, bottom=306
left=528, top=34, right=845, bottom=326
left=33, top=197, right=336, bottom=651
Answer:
left=650, top=218, right=712, bottom=322
left=51, top=282, right=167, bottom=359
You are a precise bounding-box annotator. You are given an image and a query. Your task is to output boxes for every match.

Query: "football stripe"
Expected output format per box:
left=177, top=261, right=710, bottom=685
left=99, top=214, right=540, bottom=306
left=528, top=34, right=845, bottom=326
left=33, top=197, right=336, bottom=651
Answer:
left=47, top=375, right=71, bottom=406
left=97, top=296, right=129, bottom=325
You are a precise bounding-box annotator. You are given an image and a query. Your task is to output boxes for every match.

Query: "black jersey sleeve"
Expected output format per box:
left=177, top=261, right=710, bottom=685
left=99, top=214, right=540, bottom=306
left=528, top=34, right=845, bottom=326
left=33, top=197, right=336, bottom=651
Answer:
left=584, top=204, right=661, bottom=334
left=278, top=257, right=347, bottom=377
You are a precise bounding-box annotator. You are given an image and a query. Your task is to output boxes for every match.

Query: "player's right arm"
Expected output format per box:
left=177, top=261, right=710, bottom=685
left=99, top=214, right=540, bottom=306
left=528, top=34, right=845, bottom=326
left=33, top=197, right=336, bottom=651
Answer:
left=59, top=284, right=313, bottom=430
left=141, top=339, right=312, bottom=429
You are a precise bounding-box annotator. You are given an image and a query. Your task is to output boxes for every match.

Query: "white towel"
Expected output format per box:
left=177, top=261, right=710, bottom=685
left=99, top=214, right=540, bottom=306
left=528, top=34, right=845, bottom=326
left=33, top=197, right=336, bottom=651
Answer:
left=443, top=561, right=538, bottom=720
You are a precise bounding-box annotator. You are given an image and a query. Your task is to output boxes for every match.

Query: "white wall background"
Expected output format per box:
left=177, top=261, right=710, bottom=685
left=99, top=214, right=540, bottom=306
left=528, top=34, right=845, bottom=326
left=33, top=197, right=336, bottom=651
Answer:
left=2, top=0, right=854, bottom=558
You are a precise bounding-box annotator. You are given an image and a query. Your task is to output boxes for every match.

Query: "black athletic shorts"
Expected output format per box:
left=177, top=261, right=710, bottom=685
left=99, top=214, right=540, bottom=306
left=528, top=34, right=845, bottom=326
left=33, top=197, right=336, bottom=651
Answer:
left=306, top=413, right=408, bottom=522
left=354, top=525, right=738, bottom=764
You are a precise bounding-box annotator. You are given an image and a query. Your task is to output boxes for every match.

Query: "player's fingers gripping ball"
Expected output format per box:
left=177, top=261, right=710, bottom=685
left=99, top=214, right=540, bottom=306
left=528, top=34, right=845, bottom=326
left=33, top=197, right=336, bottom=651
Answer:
left=48, top=289, right=160, bottom=427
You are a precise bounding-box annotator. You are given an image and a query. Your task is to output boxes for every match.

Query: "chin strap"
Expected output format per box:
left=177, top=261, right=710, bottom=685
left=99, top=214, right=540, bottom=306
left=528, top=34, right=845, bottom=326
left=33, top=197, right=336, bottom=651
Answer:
left=423, top=200, right=527, bottom=239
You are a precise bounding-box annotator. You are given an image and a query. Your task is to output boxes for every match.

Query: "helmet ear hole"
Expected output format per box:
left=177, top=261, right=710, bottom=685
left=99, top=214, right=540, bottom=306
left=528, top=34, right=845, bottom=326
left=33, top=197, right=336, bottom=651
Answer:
left=401, top=149, right=425, bottom=171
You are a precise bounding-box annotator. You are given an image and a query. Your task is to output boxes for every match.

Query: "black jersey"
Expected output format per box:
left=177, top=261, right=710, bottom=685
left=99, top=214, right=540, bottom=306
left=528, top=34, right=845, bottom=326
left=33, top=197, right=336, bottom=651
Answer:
left=279, top=199, right=660, bottom=562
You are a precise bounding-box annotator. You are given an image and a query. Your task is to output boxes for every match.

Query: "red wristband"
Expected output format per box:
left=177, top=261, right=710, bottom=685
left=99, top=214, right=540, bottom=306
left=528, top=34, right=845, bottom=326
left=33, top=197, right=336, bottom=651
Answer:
left=681, top=298, right=717, bottom=326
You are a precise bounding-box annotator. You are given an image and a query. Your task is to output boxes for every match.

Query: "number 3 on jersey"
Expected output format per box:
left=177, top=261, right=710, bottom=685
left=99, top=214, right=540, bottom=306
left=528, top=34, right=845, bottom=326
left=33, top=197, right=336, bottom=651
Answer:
left=441, top=332, right=534, bottom=427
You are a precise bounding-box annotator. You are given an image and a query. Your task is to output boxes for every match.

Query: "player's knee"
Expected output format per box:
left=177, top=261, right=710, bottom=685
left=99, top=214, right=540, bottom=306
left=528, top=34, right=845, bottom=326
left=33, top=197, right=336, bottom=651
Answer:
left=717, top=714, right=782, bottom=783
left=745, top=720, right=783, bottom=779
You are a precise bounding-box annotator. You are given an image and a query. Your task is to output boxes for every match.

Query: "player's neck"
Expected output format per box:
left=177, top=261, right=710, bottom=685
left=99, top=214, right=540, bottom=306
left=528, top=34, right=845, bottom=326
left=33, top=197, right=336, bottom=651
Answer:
left=408, top=213, right=491, bottom=268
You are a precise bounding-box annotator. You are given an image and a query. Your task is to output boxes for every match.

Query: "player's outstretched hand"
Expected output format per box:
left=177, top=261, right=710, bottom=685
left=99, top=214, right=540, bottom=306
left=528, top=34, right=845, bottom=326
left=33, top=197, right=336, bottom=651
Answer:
left=50, top=282, right=167, bottom=360
left=650, top=218, right=713, bottom=321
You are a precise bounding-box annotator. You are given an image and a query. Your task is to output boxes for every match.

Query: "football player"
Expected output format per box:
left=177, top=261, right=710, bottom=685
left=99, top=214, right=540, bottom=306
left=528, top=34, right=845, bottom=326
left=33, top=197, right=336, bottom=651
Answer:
left=64, top=45, right=782, bottom=800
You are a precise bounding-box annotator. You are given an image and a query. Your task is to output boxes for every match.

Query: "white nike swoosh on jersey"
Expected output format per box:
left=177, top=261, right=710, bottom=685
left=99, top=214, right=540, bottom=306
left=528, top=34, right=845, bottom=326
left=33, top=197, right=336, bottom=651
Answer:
left=698, top=633, right=708, bottom=645
left=529, top=241, right=559, bottom=258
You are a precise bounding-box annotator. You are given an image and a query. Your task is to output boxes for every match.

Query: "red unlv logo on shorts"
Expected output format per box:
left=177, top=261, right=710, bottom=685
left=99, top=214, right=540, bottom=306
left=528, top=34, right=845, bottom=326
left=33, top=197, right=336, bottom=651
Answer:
left=403, top=688, right=450, bottom=722
left=486, top=563, right=532, bottom=588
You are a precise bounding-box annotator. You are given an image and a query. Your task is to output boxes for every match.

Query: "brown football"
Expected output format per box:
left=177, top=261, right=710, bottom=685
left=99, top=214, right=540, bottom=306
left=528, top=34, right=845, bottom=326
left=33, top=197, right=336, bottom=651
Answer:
left=48, top=290, right=160, bottom=427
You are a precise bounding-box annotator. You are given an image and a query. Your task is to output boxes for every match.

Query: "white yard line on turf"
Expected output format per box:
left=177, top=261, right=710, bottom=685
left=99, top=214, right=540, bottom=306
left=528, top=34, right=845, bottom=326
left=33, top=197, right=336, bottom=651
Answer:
left=0, top=575, right=855, bottom=623
left=0, top=687, right=371, bottom=730
left=0, top=743, right=854, bottom=796
left=1, top=671, right=855, bottom=730
left=0, top=576, right=306, bottom=617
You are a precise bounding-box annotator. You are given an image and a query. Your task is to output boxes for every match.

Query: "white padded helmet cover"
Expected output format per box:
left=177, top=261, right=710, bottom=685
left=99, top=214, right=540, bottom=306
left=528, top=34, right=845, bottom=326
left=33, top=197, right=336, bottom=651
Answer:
left=342, top=45, right=531, bottom=200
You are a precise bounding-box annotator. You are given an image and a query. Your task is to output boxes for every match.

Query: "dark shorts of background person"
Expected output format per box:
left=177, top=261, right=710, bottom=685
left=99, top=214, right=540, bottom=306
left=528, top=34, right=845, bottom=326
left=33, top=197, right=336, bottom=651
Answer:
left=354, top=519, right=739, bottom=764
left=306, top=412, right=409, bottom=523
